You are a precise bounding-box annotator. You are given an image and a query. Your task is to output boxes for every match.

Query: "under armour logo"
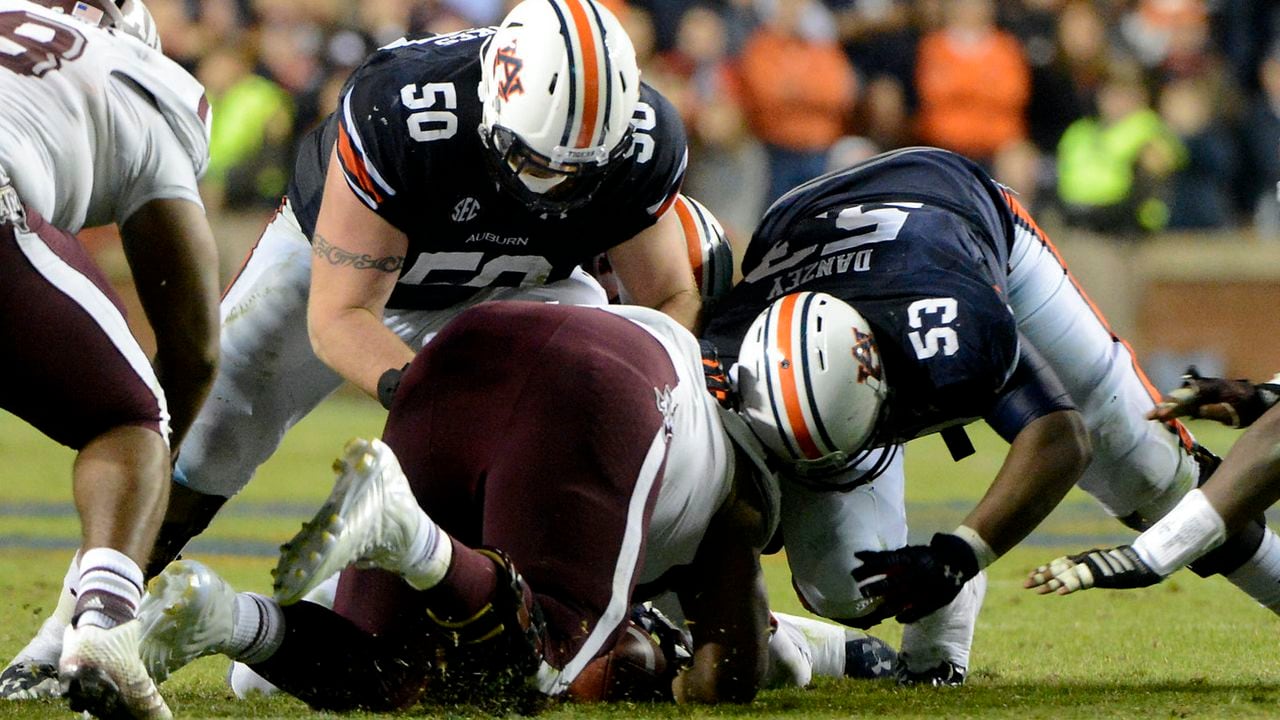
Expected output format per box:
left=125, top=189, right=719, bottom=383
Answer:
left=942, top=565, right=966, bottom=586
left=452, top=197, right=480, bottom=222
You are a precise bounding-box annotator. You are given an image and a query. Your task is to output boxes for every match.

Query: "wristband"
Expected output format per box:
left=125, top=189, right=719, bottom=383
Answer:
left=952, top=524, right=998, bottom=570
left=377, top=363, right=410, bottom=411
left=1131, top=489, right=1227, bottom=577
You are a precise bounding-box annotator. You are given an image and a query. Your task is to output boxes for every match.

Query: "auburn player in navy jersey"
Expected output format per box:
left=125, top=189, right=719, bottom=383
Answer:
left=705, top=146, right=1280, bottom=685
left=8, top=0, right=702, bottom=695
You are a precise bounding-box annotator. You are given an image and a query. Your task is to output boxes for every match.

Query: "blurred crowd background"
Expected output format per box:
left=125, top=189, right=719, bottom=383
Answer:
left=150, top=0, right=1280, bottom=244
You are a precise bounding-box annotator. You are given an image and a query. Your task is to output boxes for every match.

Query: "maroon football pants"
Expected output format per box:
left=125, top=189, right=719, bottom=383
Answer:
left=254, top=302, right=678, bottom=709
left=0, top=206, right=164, bottom=449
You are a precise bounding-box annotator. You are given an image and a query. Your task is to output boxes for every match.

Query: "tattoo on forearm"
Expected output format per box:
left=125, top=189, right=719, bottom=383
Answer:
left=312, top=233, right=404, bottom=272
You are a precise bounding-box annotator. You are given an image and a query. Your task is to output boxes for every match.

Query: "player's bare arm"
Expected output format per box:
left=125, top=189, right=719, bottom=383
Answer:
left=120, top=197, right=220, bottom=454
left=308, top=147, right=414, bottom=401
left=1027, top=401, right=1280, bottom=596
left=608, top=207, right=703, bottom=332
left=962, top=408, right=1090, bottom=556
left=673, top=455, right=772, bottom=704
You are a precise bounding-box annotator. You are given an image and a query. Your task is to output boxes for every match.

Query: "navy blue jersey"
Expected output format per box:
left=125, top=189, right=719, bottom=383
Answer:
left=286, top=29, right=687, bottom=310
left=706, top=147, right=1053, bottom=443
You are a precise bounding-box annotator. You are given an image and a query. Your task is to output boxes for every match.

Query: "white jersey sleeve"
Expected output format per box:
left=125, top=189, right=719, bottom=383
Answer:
left=599, top=305, right=741, bottom=584
left=0, top=0, right=209, bottom=232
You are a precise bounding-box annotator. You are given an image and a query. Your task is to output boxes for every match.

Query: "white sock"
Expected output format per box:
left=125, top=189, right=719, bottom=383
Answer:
left=227, top=593, right=285, bottom=664
left=1225, top=529, right=1280, bottom=612
left=900, top=570, right=987, bottom=672
left=773, top=612, right=848, bottom=679
left=74, top=548, right=143, bottom=630
left=763, top=615, right=813, bottom=689
left=399, top=516, right=452, bottom=591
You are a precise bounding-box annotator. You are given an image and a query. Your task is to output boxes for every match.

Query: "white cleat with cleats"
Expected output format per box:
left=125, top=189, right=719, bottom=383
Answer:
left=59, top=621, right=171, bottom=720
left=137, top=560, right=236, bottom=684
left=273, top=438, right=428, bottom=605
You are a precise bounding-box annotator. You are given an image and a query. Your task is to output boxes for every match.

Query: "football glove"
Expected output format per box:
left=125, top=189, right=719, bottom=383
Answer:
left=851, top=533, right=979, bottom=625
left=1025, top=545, right=1162, bottom=595
left=630, top=603, right=693, bottom=671
left=1149, top=366, right=1280, bottom=428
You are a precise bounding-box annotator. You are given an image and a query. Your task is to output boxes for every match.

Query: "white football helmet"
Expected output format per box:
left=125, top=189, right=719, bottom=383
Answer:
left=675, top=195, right=734, bottom=304
left=33, top=0, right=160, bottom=50
left=477, top=0, right=640, bottom=214
left=736, top=291, right=890, bottom=486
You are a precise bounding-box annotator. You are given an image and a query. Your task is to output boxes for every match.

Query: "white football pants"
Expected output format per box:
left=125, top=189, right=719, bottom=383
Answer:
left=175, top=200, right=608, bottom=497
left=781, top=218, right=1200, bottom=669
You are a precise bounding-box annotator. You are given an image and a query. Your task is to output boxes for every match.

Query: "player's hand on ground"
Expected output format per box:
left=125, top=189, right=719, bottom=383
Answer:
left=1146, top=367, right=1263, bottom=427
left=852, top=533, right=978, bottom=624
left=1025, top=546, right=1162, bottom=595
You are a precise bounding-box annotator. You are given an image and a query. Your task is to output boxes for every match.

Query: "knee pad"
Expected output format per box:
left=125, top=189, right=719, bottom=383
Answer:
left=422, top=547, right=547, bottom=712
left=1187, top=514, right=1267, bottom=578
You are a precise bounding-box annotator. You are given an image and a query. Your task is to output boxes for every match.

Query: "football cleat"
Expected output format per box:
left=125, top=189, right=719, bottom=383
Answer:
left=895, top=659, right=966, bottom=687
left=273, top=438, right=428, bottom=605
left=844, top=632, right=897, bottom=680
left=59, top=621, right=171, bottom=720
left=0, top=660, right=60, bottom=700
left=3, top=583, right=77, bottom=700
left=137, top=560, right=236, bottom=684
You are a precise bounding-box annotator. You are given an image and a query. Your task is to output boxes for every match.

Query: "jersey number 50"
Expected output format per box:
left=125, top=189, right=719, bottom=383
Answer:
left=401, top=82, right=458, bottom=142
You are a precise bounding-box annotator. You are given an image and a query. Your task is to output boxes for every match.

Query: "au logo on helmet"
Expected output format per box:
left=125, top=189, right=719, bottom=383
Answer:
left=853, top=328, right=882, bottom=384
left=493, top=43, right=524, bottom=102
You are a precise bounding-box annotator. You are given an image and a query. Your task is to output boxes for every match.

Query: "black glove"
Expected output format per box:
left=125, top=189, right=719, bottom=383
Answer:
left=630, top=603, right=693, bottom=672
left=851, top=533, right=980, bottom=624
left=1025, top=545, right=1162, bottom=594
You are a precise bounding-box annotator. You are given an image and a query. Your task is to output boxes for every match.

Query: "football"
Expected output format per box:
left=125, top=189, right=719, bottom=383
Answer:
left=565, top=620, right=672, bottom=703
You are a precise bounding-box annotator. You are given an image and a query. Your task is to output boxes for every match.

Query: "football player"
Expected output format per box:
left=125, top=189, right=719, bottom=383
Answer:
left=137, top=301, right=776, bottom=710
left=7, top=0, right=701, bottom=691
left=1028, top=370, right=1280, bottom=594
left=704, top=147, right=1280, bottom=684
left=216, top=192, right=898, bottom=701
left=0, top=0, right=219, bottom=717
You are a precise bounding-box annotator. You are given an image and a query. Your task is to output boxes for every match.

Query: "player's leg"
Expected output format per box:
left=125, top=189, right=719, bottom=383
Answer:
left=383, top=303, right=678, bottom=700
left=780, top=448, right=984, bottom=684
left=764, top=612, right=897, bottom=688
left=1005, top=198, right=1280, bottom=612
left=273, top=304, right=678, bottom=703
left=139, top=559, right=425, bottom=712
left=0, top=208, right=169, bottom=718
left=155, top=201, right=346, bottom=572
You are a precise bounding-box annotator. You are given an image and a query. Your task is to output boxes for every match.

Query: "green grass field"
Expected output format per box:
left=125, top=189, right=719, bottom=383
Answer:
left=2, top=397, right=1277, bottom=719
